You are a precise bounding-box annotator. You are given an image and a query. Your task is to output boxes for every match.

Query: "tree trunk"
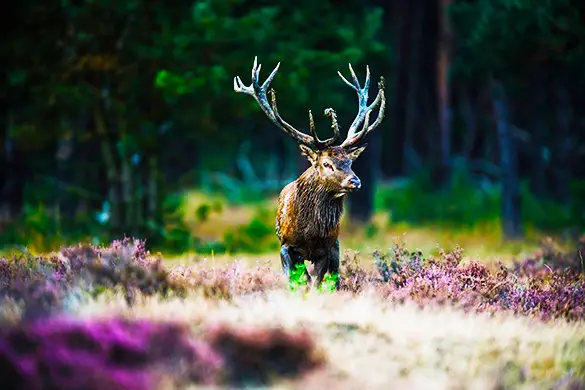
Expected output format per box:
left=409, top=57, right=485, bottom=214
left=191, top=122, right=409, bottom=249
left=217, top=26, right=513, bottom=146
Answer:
left=0, top=112, right=26, bottom=226
left=55, top=121, right=76, bottom=231
left=117, top=118, right=135, bottom=236
left=460, top=85, right=478, bottom=161
left=403, top=0, right=424, bottom=175
left=490, top=79, right=523, bottom=239
left=390, top=0, right=413, bottom=177
left=147, top=155, right=158, bottom=223
left=93, top=102, right=121, bottom=234
left=422, top=0, right=444, bottom=187
left=437, top=0, right=453, bottom=177
left=551, top=85, right=572, bottom=207
left=121, top=151, right=133, bottom=235
left=146, top=154, right=165, bottom=244
left=528, top=92, right=547, bottom=199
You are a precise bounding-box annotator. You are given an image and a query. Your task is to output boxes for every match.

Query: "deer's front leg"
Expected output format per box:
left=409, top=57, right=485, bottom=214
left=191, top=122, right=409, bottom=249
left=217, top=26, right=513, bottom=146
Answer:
left=310, top=252, right=330, bottom=290
left=327, top=239, right=341, bottom=290
left=280, top=245, right=311, bottom=284
left=311, top=241, right=340, bottom=290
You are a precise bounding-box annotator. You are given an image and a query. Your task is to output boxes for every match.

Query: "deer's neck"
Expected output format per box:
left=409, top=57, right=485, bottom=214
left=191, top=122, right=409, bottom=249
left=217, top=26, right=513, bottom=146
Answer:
left=294, top=169, right=345, bottom=239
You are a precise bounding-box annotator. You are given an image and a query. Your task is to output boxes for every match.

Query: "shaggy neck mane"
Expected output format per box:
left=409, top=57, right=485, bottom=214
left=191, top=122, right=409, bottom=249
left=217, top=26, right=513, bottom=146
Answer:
left=294, top=168, right=345, bottom=239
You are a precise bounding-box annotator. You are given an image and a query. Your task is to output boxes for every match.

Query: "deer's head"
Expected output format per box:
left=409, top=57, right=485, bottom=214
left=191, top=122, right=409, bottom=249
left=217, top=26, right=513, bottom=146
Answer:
left=234, top=57, right=386, bottom=197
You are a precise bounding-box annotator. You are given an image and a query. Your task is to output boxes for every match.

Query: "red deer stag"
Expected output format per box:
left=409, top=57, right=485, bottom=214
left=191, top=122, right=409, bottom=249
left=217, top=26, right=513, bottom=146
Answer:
left=233, top=57, right=385, bottom=289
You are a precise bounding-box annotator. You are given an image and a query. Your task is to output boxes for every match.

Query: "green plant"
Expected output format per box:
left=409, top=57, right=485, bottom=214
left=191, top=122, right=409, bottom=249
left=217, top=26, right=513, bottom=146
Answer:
left=376, top=165, right=585, bottom=233
left=286, top=263, right=339, bottom=294
left=222, top=208, right=279, bottom=253
left=289, top=263, right=310, bottom=292
left=318, top=273, right=339, bottom=293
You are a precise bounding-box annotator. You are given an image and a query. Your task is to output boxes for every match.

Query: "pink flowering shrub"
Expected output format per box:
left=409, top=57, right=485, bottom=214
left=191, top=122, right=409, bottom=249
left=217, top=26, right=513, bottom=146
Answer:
left=342, top=237, right=585, bottom=322
left=0, top=317, right=222, bottom=389
left=512, top=235, right=585, bottom=277
left=3, top=235, right=584, bottom=322
left=0, top=317, right=323, bottom=389
left=168, top=261, right=284, bottom=301
left=0, top=238, right=186, bottom=320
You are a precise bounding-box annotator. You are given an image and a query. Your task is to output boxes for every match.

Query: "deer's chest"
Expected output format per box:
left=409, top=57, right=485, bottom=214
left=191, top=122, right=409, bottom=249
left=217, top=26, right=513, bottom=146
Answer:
left=277, top=189, right=343, bottom=248
left=297, top=201, right=343, bottom=241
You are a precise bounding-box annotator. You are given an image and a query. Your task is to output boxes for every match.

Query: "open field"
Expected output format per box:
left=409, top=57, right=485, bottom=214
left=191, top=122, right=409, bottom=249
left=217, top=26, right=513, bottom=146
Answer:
left=1, top=236, right=584, bottom=389
left=173, top=189, right=563, bottom=267
left=78, top=288, right=585, bottom=390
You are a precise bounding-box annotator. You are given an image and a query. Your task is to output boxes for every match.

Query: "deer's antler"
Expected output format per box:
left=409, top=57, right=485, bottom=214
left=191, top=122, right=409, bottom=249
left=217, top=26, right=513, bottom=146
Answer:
left=337, top=64, right=386, bottom=149
left=234, top=57, right=339, bottom=150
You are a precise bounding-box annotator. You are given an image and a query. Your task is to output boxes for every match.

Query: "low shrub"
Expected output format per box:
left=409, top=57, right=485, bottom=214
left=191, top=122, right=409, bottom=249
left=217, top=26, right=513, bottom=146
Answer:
left=342, top=236, right=585, bottom=322
left=206, top=324, right=325, bottom=386
left=0, top=238, right=186, bottom=321
left=0, top=317, right=222, bottom=389
left=0, top=317, right=324, bottom=389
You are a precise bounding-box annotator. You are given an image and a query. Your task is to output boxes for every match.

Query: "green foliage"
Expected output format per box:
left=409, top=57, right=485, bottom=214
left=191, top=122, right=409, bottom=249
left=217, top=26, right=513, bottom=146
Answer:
left=146, top=194, right=196, bottom=254
left=222, top=207, right=279, bottom=254
left=450, top=0, right=585, bottom=79
left=378, top=166, right=585, bottom=232
left=287, top=263, right=339, bottom=294
left=198, top=172, right=281, bottom=205
left=289, top=263, right=310, bottom=292
left=319, top=273, right=340, bottom=294
left=195, top=201, right=224, bottom=223
left=0, top=204, right=99, bottom=252
left=379, top=167, right=500, bottom=228
left=154, top=0, right=387, bottom=143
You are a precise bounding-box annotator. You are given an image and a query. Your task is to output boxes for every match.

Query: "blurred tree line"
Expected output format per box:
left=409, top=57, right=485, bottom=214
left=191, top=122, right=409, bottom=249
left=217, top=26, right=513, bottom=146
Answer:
left=2, top=0, right=585, bottom=251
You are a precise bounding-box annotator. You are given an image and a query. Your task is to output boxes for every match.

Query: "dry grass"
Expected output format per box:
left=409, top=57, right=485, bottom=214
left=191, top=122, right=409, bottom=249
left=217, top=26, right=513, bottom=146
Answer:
left=74, top=285, right=585, bottom=390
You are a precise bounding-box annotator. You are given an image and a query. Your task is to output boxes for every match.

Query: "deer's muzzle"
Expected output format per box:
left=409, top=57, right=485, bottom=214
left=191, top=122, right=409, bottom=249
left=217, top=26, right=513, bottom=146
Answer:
left=341, top=175, right=361, bottom=192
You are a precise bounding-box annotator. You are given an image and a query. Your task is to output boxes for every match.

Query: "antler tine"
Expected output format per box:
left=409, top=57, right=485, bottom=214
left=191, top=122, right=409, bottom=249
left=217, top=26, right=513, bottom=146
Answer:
left=323, top=108, right=340, bottom=147
left=307, top=108, right=340, bottom=148
left=338, top=64, right=385, bottom=148
left=340, top=77, right=386, bottom=149
left=233, top=56, right=316, bottom=148
left=309, top=110, right=318, bottom=140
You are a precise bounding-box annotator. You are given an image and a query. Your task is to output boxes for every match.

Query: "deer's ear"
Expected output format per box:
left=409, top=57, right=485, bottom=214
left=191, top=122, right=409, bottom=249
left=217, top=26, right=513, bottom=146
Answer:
left=346, top=144, right=367, bottom=160
left=299, top=144, right=318, bottom=164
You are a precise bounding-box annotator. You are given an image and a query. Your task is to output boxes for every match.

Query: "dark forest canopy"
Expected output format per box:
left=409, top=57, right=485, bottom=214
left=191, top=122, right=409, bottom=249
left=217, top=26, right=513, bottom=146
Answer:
left=2, top=0, right=585, bottom=250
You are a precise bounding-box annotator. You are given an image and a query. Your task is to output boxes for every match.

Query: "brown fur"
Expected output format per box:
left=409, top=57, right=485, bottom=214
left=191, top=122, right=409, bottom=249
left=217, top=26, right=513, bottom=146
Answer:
left=276, top=145, right=365, bottom=288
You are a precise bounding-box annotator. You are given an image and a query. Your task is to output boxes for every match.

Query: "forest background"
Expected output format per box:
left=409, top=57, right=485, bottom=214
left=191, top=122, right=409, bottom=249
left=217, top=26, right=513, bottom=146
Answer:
left=2, top=0, right=585, bottom=259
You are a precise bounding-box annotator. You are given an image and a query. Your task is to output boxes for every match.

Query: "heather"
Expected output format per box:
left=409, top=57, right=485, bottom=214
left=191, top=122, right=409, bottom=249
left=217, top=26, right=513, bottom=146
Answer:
left=0, top=238, right=185, bottom=321
left=0, top=236, right=584, bottom=388
left=0, top=317, right=322, bottom=389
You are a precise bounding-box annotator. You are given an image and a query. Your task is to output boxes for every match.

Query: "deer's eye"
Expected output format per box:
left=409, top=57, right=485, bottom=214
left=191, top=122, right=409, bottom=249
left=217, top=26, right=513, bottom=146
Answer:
left=323, top=162, right=334, bottom=171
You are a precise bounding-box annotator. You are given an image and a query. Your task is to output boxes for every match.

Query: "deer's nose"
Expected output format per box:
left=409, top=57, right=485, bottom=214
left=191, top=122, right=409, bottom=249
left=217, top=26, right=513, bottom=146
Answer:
left=347, top=176, right=361, bottom=189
